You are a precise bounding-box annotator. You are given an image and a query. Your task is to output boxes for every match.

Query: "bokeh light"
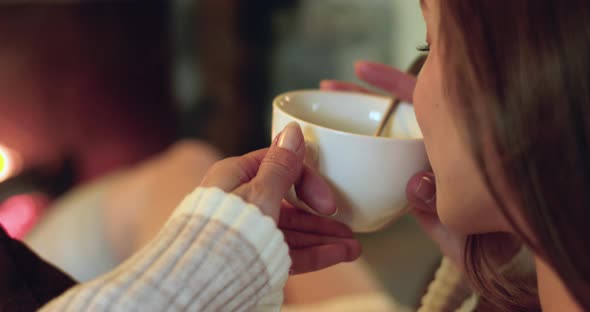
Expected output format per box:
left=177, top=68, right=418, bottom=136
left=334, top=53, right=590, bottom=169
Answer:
left=0, top=194, right=47, bottom=239
left=0, top=144, right=22, bottom=183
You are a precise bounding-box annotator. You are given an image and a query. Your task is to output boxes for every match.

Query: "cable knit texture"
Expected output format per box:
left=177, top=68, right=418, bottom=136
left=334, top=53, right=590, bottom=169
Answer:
left=41, top=187, right=290, bottom=312
left=418, top=258, right=475, bottom=312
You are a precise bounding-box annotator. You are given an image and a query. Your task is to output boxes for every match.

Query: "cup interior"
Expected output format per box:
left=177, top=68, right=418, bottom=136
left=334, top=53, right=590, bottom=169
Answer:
left=274, top=90, right=422, bottom=139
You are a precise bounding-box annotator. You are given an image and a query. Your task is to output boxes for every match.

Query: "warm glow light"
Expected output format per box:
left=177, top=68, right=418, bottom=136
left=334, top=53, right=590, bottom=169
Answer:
left=0, top=144, right=21, bottom=183
left=0, top=194, right=47, bottom=239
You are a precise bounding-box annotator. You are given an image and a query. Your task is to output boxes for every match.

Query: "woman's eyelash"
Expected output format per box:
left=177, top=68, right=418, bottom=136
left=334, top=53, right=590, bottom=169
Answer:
left=417, top=42, right=431, bottom=52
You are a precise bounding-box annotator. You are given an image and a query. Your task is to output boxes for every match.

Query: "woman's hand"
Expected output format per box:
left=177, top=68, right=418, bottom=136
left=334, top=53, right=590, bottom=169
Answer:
left=320, top=60, right=417, bottom=102
left=321, top=61, right=465, bottom=267
left=405, top=172, right=465, bottom=267
left=200, top=122, right=361, bottom=274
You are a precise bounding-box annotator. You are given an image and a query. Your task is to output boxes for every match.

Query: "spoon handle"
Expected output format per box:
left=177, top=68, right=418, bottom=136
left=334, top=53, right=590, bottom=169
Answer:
left=373, top=55, right=428, bottom=137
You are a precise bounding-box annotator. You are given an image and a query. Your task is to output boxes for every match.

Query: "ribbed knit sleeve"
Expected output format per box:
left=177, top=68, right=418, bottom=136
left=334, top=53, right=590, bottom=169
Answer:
left=417, top=258, right=475, bottom=312
left=40, top=187, right=291, bottom=312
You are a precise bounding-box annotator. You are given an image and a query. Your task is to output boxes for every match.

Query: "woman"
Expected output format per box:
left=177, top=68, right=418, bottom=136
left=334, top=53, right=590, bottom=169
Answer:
left=19, top=0, right=590, bottom=310
left=324, top=0, right=590, bottom=310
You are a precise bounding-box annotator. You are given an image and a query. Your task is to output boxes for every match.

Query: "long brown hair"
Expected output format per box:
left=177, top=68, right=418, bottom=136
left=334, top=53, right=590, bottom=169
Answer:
left=437, top=1, right=590, bottom=310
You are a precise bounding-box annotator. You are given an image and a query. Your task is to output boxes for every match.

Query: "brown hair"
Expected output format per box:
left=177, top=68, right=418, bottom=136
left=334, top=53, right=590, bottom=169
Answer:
left=437, top=1, right=590, bottom=310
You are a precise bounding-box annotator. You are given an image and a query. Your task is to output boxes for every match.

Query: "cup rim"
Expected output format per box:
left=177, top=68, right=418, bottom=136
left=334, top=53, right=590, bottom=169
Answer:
left=273, top=89, right=424, bottom=142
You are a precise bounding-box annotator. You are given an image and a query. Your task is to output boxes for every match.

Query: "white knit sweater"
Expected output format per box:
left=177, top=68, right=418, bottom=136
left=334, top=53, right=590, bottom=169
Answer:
left=41, top=187, right=290, bottom=311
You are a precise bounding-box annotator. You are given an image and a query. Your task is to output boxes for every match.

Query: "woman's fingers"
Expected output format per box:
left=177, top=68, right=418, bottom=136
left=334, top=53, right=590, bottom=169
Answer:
left=279, top=203, right=360, bottom=273
left=283, top=230, right=359, bottom=248
left=201, top=122, right=307, bottom=222
left=233, top=122, right=306, bottom=221
left=278, top=204, right=353, bottom=238
left=406, top=171, right=465, bottom=266
left=201, top=122, right=340, bottom=222
left=319, top=80, right=376, bottom=94
left=354, top=61, right=417, bottom=102
left=320, top=62, right=417, bottom=102
left=289, top=243, right=362, bottom=275
left=294, top=164, right=338, bottom=216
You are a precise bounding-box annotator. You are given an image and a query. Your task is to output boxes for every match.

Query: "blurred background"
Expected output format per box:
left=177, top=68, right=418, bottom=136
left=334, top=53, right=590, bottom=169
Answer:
left=0, top=0, right=438, bottom=308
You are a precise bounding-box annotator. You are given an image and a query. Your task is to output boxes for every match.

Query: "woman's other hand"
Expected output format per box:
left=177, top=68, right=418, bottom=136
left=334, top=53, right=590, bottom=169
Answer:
left=320, top=60, right=417, bottom=102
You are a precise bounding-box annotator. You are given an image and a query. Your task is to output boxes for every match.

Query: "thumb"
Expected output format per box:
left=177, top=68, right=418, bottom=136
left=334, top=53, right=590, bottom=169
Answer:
left=239, top=122, right=305, bottom=219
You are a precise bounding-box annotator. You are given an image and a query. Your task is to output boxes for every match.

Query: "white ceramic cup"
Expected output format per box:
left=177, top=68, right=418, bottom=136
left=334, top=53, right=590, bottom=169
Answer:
left=271, top=90, right=429, bottom=232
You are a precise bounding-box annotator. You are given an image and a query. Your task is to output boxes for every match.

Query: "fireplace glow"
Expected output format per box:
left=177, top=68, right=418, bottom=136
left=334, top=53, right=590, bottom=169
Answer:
left=0, top=144, right=21, bottom=183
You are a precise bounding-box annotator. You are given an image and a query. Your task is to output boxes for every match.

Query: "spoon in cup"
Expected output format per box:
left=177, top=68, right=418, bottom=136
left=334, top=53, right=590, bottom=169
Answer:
left=373, top=55, right=428, bottom=137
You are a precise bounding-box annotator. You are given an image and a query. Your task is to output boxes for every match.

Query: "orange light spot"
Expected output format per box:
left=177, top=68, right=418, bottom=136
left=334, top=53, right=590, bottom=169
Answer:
left=0, top=144, right=21, bottom=182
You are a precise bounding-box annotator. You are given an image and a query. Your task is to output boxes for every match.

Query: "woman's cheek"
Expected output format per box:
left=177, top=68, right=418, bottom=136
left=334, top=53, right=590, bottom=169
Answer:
left=413, top=54, right=439, bottom=138
left=412, top=69, right=439, bottom=165
left=412, top=78, right=429, bottom=140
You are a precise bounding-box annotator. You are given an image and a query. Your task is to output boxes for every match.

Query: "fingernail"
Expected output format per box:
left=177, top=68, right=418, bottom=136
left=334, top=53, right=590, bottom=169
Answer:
left=328, top=206, right=339, bottom=217
left=415, top=176, right=436, bottom=204
left=277, top=122, right=303, bottom=153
